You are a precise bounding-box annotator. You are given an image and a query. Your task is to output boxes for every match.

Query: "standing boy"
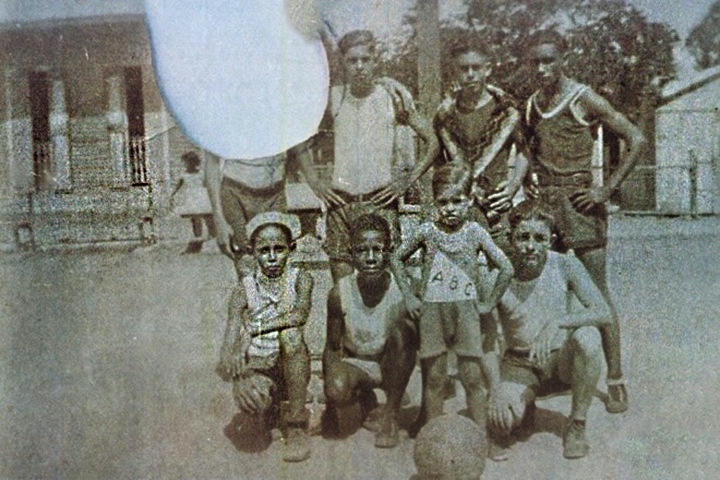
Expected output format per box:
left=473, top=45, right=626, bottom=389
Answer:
left=523, top=30, right=647, bottom=412
left=323, top=214, right=416, bottom=448
left=489, top=200, right=612, bottom=459
left=317, top=29, right=439, bottom=282
left=435, top=41, right=527, bottom=247
left=216, top=212, right=314, bottom=463
left=391, top=164, right=514, bottom=433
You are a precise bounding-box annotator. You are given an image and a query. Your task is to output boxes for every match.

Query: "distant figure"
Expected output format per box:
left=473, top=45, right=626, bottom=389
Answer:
left=169, top=151, right=216, bottom=253
left=216, top=212, right=314, bottom=463
left=522, top=30, right=647, bottom=413
left=435, top=40, right=527, bottom=250
left=392, top=164, right=514, bottom=436
left=489, top=200, right=612, bottom=459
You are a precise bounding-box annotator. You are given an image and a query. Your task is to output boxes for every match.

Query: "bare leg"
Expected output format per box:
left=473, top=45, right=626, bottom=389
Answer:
left=574, top=246, right=622, bottom=381
left=278, top=327, right=311, bottom=462
left=560, top=326, right=602, bottom=459
left=380, top=320, right=417, bottom=414
left=279, top=327, right=310, bottom=418
left=424, top=353, right=448, bottom=422
left=457, top=356, right=487, bottom=426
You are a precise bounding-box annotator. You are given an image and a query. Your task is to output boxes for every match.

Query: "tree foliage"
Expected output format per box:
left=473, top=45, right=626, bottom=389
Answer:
left=383, top=0, right=678, bottom=114
left=686, top=1, right=720, bottom=70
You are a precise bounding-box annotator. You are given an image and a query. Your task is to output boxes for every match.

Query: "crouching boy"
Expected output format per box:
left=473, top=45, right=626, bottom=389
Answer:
left=216, top=212, right=314, bottom=462
left=323, top=214, right=417, bottom=448
left=489, top=200, right=612, bottom=459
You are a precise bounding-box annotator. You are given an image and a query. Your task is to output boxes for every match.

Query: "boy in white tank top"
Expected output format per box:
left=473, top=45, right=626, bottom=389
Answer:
left=216, top=212, right=314, bottom=463
left=488, top=200, right=612, bottom=460
left=323, top=213, right=416, bottom=449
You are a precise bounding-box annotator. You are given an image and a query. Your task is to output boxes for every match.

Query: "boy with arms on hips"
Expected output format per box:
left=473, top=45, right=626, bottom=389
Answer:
left=323, top=214, right=417, bottom=448
left=435, top=41, right=527, bottom=246
left=315, top=29, right=439, bottom=282
left=391, top=164, right=514, bottom=433
left=488, top=200, right=612, bottom=459
left=523, top=30, right=646, bottom=413
left=216, top=212, right=314, bottom=463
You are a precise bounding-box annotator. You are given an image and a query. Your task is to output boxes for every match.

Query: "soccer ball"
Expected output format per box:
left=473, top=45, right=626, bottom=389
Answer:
left=414, top=413, right=487, bottom=479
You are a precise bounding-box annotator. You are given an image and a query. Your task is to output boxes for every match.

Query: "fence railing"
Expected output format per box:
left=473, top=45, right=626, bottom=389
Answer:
left=128, top=136, right=148, bottom=186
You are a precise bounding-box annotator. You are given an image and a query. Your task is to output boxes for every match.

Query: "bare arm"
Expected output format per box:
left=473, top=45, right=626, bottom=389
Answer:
left=476, top=226, right=514, bottom=309
left=323, top=286, right=345, bottom=367
left=559, top=256, right=612, bottom=329
left=390, top=227, right=426, bottom=320
left=245, top=270, right=314, bottom=336
left=216, top=284, right=251, bottom=380
left=571, top=89, right=648, bottom=210
left=204, top=153, right=232, bottom=254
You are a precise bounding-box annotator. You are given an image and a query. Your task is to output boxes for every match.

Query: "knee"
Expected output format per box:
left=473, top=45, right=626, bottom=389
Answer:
left=569, top=326, right=602, bottom=357
left=324, top=370, right=353, bottom=405
left=279, top=328, right=306, bottom=356
left=425, top=367, right=447, bottom=392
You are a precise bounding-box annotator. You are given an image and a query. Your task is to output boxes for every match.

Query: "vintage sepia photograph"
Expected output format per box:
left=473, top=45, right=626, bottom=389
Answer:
left=1, top=0, right=719, bottom=478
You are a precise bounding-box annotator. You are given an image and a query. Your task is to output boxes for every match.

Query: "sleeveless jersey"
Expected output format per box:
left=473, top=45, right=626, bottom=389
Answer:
left=498, top=251, right=572, bottom=352
left=436, top=85, right=514, bottom=189
left=242, top=266, right=299, bottom=359
left=339, top=272, right=405, bottom=357
left=525, top=82, right=595, bottom=175
left=417, top=221, right=488, bottom=303
left=330, top=80, right=416, bottom=195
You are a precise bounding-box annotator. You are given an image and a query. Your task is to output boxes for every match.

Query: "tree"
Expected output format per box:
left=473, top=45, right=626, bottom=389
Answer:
left=386, top=0, right=678, bottom=115
left=686, top=1, right=720, bottom=70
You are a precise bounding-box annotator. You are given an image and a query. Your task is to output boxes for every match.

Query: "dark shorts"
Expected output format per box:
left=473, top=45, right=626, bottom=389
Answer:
left=220, top=177, right=287, bottom=247
left=539, top=185, right=607, bottom=252
left=325, top=190, right=400, bottom=264
left=418, top=301, right=495, bottom=360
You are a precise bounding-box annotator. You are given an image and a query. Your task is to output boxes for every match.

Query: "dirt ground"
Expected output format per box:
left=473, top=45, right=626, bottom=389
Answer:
left=1, top=216, right=719, bottom=479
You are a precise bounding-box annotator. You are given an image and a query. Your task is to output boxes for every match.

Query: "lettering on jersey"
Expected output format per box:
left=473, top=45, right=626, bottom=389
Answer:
left=423, top=252, right=477, bottom=302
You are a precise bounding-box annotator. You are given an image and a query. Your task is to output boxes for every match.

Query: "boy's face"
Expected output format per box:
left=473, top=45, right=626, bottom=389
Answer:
left=435, top=188, right=472, bottom=229
left=252, top=225, right=291, bottom=279
left=510, top=218, right=552, bottom=276
left=343, top=44, right=377, bottom=92
left=351, top=229, right=389, bottom=279
left=529, top=43, right=563, bottom=89
left=455, top=51, right=491, bottom=93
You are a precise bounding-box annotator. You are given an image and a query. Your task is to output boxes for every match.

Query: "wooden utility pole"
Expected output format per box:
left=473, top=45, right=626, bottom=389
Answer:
left=416, top=0, right=442, bottom=117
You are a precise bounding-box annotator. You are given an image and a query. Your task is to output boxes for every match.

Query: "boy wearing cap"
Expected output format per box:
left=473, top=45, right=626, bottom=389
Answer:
left=216, top=212, right=314, bottom=462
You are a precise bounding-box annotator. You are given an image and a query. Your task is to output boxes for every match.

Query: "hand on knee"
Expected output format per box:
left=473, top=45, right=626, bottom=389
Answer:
left=233, top=375, right=273, bottom=415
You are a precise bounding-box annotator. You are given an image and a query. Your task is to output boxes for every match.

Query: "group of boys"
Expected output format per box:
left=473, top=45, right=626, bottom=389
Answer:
left=213, top=28, right=645, bottom=466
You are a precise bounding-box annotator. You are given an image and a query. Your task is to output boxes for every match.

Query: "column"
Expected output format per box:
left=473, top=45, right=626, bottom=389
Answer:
left=106, top=75, right=129, bottom=188
left=49, top=79, right=72, bottom=191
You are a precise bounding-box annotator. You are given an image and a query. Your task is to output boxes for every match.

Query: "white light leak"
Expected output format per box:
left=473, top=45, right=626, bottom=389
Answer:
left=144, top=0, right=329, bottom=159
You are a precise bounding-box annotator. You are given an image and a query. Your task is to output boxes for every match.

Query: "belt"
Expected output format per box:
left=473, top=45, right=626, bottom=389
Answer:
left=536, top=172, right=592, bottom=188
left=506, top=348, right=560, bottom=359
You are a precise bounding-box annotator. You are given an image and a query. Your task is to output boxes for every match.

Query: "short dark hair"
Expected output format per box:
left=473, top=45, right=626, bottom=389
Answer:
left=449, top=38, right=492, bottom=62
left=527, top=29, right=568, bottom=53
left=350, top=213, right=392, bottom=248
left=432, top=163, right=473, bottom=198
left=509, top=199, right=555, bottom=232
left=338, top=30, right=376, bottom=56
left=181, top=151, right=201, bottom=173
